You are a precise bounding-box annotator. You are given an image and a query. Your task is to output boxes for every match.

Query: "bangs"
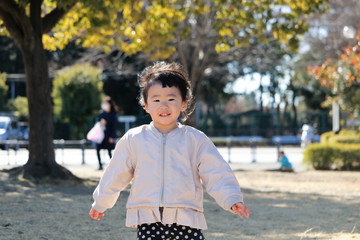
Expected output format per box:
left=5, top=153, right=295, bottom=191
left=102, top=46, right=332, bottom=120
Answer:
left=147, top=72, right=187, bottom=100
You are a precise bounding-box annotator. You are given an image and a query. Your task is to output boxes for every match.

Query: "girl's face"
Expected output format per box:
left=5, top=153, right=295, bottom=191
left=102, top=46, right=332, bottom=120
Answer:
left=144, top=82, right=188, bottom=134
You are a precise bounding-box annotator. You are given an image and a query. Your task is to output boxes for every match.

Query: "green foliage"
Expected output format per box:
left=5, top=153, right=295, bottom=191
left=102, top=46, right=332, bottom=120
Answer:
left=52, top=63, right=103, bottom=139
left=1, top=0, right=328, bottom=59
left=320, top=131, right=334, bottom=143
left=321, top=130, right=360, bottom=143
left=304, top=131, right=360, bottom=170
left=0, top=72, right=8, bottom=111
left=8, top=96, right=28, bottom=121
left=303, top=143, right=335, bottom=170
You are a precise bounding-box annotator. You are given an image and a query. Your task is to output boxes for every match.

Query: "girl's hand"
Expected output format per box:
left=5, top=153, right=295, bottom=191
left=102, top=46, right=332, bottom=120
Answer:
left=231, top=202, right=250, bottom=218
left=89, top=208, right=105, bottom=221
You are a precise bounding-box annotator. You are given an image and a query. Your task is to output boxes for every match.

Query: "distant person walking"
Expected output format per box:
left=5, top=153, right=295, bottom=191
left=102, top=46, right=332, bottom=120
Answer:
left=96, top=96, right=117, bottom=170
left=301, top=124, right=314, bottom=148
left=279, top=151, right=293, bottom=172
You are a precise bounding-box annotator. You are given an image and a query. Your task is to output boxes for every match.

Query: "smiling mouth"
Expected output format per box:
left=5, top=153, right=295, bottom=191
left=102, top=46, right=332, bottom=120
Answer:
left=159, top=113, right=171, bottom=117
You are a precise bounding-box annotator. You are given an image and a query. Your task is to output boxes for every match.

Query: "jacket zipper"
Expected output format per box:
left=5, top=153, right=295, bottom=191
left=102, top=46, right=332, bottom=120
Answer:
left=160, top=133, right=166, bottom=208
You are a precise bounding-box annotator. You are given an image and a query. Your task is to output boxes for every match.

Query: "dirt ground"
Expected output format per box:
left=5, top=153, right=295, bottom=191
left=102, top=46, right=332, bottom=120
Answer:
left=0, top=166, right=359, bottom=240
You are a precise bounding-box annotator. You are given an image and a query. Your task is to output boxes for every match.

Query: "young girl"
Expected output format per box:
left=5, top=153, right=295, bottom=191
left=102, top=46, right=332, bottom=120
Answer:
left=89, top=62, right=249, bottom=239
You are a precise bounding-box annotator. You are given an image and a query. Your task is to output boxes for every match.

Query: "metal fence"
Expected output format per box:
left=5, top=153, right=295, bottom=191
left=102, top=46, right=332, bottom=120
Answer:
left=0, top=139, right=89, bottom=165
left=1, top=136, right=289, bottom=165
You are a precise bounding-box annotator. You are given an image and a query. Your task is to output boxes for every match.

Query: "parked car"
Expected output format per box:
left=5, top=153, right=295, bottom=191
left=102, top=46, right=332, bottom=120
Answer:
left=0, top=115, right=21, bottom=150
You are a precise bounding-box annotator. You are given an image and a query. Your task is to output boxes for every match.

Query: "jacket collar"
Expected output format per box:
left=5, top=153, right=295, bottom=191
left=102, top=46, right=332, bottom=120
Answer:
left=148, top=121, right=183, bottom=138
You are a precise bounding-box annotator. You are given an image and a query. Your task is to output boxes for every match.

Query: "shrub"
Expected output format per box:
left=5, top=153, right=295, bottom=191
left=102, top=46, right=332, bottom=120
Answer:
left=303, top=143, right=336, bottom=170
left=337, top=145, right=360, bottom=170
left=304, top=142, right=360, bottom=170
left=320, top=129, right=360, bottom=144
left=0, top=72, right=8, bottom=111
left=52, top=63, right=103, bottom=139
left=320, top=131, right=334, bottom=143
left=8, top=96, right=29, bottom=121
left=329, top=135, right=360, bottom=144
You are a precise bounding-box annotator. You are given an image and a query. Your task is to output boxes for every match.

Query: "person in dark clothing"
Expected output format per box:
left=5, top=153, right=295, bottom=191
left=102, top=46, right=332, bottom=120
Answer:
left=96, top=96, right=118, bottom=170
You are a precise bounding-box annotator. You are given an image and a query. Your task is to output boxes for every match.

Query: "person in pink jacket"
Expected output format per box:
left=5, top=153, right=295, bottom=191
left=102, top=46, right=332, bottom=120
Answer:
left=89, top=62, right=249, bottom=239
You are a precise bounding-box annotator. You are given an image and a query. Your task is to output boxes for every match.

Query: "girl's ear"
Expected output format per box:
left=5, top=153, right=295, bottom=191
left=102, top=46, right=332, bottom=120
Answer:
left=144, top=102, right=150, bottom=113
left=181, top=100, right=188, bottom=112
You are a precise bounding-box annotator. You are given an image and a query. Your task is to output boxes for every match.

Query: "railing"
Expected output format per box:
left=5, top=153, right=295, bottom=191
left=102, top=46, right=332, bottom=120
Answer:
left=2, top=136, right=290, bottom=165
left=211, top=136, right=263, bottom=163
left=0, top=139, right=89, bottom=165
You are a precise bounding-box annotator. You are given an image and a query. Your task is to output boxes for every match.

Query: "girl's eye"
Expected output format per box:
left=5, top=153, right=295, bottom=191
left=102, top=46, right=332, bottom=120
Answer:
left=169, top=99, right=175, bottom=101
left=153, top=99, right=160, bottom=102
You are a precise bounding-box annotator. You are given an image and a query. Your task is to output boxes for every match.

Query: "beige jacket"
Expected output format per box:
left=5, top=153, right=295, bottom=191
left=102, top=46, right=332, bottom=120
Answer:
left=92, top=122, right=244, bottom=230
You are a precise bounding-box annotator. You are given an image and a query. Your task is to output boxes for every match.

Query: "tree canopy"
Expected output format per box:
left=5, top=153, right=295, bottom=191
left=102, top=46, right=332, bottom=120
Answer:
left=308, top=32, right=360, bottom=117
left=291, top=0, right=360, bottom=111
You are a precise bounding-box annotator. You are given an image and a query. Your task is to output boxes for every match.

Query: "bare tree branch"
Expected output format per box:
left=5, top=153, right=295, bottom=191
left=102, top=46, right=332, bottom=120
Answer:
left=175, top=30, right=188, bottom=72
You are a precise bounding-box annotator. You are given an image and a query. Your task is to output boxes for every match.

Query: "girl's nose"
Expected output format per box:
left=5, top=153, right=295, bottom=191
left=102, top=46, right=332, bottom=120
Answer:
left=160, top=101, right=168, bottom=108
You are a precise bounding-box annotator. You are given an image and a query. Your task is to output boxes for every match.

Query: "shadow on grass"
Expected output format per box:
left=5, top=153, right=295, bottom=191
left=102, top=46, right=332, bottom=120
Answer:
left=0, top=170, right=359, bottom=240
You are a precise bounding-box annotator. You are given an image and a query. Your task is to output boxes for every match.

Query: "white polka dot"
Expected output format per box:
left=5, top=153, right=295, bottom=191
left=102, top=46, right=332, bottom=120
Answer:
left=139, top=232, right=142, bottom=235
left=161, top=236, right=165, bottom=239
left=200, top=236, right=203, bottom=239
left=188, top=229, right=192, bottom=233
left=182, top=226, right=186, bottom=230
left=142, top=236, right=145, bottom=239
left=142, top=227, right=146, bottom=230
left=156, top=231, right=160, bottom=235
left=147, top=238, right=151, bottom=240
left=176, top=237, right=179, bottom=240
left=194, top=232, right=198, bottom=236
left=168, top=224, right=172, bottom=227
left=146, top=231, right=150, bottom=234
left=165, top=231, right=169, bottom=234
left=152, top=226, right=156, bottom=230
left=185, top=236, right=189, bottom=239
left=174, top=228, right=177, bottom=231
left=179, top=231, right=183, bottom=235
left=160, top=227, right=164, bottom=231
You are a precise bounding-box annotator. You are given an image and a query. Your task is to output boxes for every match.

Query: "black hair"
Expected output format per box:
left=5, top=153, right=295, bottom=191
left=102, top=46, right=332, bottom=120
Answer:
left=104, top=96, right=118, bottom=112
left=138, top=62, right=193, bottom=121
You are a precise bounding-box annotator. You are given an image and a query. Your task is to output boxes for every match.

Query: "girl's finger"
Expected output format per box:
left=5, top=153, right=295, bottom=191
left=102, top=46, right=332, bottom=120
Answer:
left=236, top=211, right=243, bottom=218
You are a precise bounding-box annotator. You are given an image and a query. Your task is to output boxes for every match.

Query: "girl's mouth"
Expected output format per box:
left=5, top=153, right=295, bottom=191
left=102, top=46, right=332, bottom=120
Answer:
left=159, top=113, right=170, bottom=117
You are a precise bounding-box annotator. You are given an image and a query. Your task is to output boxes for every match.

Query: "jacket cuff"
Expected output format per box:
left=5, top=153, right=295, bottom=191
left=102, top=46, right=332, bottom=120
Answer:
left=92, top=202, right=107, bottom=213
left=224, top=195, right=243, bottom=211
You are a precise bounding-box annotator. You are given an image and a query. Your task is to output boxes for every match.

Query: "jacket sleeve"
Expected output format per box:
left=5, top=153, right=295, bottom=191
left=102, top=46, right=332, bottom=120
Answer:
left=197, top=137, right=244, bottom=211
left=92, top=133, right=134, bottom=212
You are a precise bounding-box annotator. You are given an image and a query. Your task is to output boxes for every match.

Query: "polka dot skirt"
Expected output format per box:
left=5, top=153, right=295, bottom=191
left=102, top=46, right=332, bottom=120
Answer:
left=137, top=222, right=205, bottom=240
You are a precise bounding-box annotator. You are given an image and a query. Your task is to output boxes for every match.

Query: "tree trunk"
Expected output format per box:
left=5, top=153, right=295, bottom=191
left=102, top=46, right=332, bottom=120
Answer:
left=290, top=82, right=298, bottom=135
left=19, top=37, right=71, bottom=180
left=259, top=75, right=264, bottom=112
left=2, top=0, right=78, bottom=181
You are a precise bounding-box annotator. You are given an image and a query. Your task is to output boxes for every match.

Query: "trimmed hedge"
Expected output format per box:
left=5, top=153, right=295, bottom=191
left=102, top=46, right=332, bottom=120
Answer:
left=303, top=142, right=360, bottom=170
left=321, top=129, right=360, bottom=144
